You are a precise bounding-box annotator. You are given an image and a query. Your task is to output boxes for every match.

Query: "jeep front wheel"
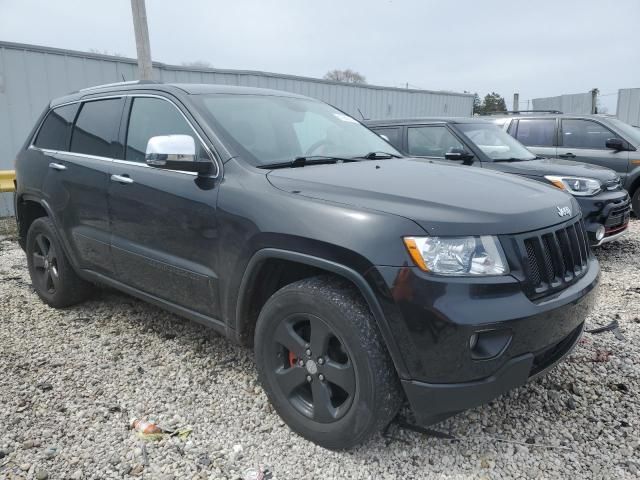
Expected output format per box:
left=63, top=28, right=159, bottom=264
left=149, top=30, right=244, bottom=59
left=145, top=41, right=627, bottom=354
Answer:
left=254, top=275, right=402, bottom=450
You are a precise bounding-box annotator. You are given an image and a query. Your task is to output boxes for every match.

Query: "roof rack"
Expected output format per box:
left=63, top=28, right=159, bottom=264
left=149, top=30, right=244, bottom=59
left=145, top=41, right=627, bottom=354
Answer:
left=482, top=110, right=563, bottom=116
left=79, top=80, right=159, bottom=92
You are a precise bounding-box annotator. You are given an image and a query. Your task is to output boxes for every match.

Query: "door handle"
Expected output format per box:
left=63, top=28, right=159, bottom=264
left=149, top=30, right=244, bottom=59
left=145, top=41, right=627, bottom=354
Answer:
left=558, top=153, right=576, bottom=159
left=49, top=162, right=67, bottom=171
left=110, top=174, right=134, bottom=184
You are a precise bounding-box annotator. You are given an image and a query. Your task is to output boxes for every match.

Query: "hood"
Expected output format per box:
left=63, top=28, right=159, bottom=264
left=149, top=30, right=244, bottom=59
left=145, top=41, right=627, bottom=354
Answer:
left=485, top=158, right=618, bottom=182
left=267, top=158, right=579, bottom=236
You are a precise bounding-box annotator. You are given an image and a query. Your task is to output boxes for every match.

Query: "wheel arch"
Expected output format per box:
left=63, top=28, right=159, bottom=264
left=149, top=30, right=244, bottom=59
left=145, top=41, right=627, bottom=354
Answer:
left=235, top=248, right=409, bottom=379
left=15, top=195, right=51, bottom=249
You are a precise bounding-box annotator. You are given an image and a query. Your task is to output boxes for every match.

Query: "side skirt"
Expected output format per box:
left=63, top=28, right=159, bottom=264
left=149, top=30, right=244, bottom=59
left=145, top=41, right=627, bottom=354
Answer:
left=80, top=269, right=233, bottom=340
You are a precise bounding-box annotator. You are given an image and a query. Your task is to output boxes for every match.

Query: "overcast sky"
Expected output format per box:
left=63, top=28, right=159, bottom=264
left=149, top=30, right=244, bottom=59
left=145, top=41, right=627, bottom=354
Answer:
left=1, top=0, right=637, bottom=112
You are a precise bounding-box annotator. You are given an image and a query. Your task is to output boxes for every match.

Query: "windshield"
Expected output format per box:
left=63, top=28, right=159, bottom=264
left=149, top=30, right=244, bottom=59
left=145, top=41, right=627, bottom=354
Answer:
left=192, top=94, right=401, bottom=166
left=456, top=123, right=536, bottom=161
left=606, top=117, right=640, bottom=146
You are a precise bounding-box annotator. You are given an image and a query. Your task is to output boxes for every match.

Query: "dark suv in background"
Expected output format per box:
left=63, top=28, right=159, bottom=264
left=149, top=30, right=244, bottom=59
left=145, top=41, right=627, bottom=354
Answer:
left=367, top=118, right=631, bottom=245
left=490, top=112, right=640, bottom=214
left=14, top=82, right=598, bottom=449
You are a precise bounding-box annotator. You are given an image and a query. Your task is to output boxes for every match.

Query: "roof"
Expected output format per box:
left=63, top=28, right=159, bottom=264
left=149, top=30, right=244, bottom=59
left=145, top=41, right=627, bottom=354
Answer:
left=50, top=81, right=309, bottom=107
left=364, top=117, right=492, bottom=126
left=486, top=113, right=611, bottom=120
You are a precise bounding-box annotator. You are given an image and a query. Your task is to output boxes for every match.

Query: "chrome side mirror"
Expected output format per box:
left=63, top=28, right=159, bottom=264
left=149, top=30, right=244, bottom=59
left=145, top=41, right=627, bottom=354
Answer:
left=145, top=135, right=213, bottom=174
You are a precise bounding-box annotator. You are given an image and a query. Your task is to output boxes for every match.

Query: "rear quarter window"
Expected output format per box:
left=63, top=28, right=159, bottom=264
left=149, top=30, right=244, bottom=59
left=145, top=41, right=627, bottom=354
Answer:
left=33, top=104, right=79, bottom=150
left=514, top=119, right=556, bottom=147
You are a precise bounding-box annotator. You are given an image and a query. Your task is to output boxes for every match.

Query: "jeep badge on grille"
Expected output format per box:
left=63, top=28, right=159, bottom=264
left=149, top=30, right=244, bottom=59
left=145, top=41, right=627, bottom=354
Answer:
left=557, top=206, right=572, bottom=217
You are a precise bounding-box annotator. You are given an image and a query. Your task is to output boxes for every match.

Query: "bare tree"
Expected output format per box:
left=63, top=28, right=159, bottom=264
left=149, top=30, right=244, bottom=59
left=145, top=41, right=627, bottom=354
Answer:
left=88, top=48, right=125, bottom=57
left=181, top=60, right=213, bottom=68
left=323, top=69, right=367, bottom=84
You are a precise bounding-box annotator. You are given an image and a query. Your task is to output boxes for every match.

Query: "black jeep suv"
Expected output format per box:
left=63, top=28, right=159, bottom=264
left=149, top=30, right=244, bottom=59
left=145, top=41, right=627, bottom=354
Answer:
left=367, top=118, right=631, bottom=245
left=14, top=82, right=599, bottom=449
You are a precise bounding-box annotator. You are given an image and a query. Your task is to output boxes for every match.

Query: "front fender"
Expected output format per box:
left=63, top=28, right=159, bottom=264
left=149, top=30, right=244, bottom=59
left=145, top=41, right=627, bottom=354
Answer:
left=235, top=248, right=410, bottom=379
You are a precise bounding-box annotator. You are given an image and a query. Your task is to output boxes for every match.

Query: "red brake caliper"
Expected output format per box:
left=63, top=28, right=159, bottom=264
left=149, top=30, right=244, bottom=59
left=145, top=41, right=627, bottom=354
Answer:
left=288, top=351, right=297, bottom=367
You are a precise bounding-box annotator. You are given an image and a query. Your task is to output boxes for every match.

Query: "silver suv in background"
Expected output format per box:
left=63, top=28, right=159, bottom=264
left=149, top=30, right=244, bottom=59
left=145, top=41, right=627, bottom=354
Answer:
left=491, top=113, right=640, bottom=214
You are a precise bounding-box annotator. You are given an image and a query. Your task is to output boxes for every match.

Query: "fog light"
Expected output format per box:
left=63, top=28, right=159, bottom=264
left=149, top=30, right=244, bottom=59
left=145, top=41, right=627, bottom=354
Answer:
left=469, top=329, right=512, bottom=360
left=595, top=225, right=605, bottom=241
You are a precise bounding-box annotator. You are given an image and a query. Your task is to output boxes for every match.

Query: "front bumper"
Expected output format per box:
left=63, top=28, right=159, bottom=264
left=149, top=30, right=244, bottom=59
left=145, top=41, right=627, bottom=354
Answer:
left=369, top=255, right=599, bottom=425
left=577, top=190, right=630, bottom=245
left=401, top=322, right=584, bottom=425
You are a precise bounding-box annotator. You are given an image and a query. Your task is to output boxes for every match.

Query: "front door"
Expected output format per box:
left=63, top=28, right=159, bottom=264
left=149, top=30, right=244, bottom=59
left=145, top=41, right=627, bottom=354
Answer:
left=556, top=118, right=630, bottom=181
left=107, top=95, right=222, bottom=318
left=406, top=125, right=478, bottom=165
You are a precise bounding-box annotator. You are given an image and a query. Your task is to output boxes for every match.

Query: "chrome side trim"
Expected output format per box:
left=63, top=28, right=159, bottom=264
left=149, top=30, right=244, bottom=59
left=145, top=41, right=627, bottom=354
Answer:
left=112, top=158, right=198, bottom=177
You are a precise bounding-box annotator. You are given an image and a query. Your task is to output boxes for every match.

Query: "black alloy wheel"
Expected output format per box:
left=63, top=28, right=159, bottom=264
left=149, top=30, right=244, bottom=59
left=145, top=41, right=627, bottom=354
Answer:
left=268, top=313, right=356, bottom=423
left=255, top=276, right=403, bottom=450
left=31, top=232, right=60, bottom=295
left=26, top=217, right=91, bottom=307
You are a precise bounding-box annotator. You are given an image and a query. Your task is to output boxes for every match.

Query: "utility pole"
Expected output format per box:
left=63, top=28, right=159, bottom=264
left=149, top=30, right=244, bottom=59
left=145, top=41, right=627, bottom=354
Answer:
left=513, top=93, right=519, bottom=112
left=130, top=0, right=153, bottom=80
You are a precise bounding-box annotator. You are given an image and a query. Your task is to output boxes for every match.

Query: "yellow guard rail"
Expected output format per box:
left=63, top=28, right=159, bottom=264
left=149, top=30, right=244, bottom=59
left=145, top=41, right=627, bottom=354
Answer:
left=0, top=170, right=16, bottom=193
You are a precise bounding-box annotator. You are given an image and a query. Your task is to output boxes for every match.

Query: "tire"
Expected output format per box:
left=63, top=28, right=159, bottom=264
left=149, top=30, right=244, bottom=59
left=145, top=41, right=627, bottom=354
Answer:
left=254, top=275, right=403, bottom=449
left=26, top=217, right=91, bottom=308
left=632, top=188, right=640, bottom=217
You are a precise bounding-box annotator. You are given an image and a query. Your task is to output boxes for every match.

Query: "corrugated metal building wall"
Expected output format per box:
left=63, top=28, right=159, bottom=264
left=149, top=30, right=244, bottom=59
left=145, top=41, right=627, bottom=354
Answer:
left=531, top=92, right=594, bottom=114
left=0, top=41, right=473, bottom=215
left=616, top=88, right=640, bottom=127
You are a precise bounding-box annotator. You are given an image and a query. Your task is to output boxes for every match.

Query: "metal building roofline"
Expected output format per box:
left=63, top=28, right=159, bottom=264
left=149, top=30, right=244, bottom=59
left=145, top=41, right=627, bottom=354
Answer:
left=0, top=40, right=474, bottom=98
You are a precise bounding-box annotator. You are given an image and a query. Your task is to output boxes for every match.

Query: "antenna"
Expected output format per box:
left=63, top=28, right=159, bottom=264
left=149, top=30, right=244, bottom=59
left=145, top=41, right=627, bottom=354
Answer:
left=357, top=108, right=367, bottom=121
left=121, top=73, right=126, bottom=82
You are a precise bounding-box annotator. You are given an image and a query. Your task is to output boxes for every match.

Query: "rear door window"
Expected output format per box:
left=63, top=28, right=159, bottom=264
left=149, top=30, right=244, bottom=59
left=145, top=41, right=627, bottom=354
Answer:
left=514, top=119, right=556, bottom=147
left=70, top=98, right=123, bottom=158
left=125, top=97, right=202, bottom=162
left=407, top=126, right=464, bottom=157
left=561, top=119, right=620, bottom=149
left=33, top=104, right=78, bottom=150
left=372, top=127, right=402, bottom=150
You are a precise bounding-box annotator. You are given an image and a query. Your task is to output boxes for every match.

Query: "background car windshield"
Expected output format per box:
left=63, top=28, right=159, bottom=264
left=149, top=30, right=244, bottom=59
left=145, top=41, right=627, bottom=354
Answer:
left=457, top=123, right=536, bottom=160
left=194, top=94, right=400, bottom=165
left=606, top=117, right=640, bottom=146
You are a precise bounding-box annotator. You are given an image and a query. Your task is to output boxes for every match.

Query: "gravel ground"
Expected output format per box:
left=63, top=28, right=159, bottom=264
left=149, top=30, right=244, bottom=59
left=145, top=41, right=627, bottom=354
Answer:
left=1, top=217, right=638, bottom=479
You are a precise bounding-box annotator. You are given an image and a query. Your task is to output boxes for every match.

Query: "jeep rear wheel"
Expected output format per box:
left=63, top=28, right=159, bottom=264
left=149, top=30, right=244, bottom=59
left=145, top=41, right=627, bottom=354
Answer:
left=254, top=276, right=402, bottom=449
left=26, top=217, right=92, bottom=308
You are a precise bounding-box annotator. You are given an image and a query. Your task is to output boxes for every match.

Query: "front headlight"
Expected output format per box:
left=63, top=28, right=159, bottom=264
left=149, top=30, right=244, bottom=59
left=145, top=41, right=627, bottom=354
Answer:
left=545, top=175, right=602, bottom=196
left=403, top=236, right=509, bottom=276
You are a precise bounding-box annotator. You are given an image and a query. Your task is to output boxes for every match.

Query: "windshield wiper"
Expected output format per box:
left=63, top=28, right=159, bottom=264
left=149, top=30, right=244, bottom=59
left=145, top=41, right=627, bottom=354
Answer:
left=258, top=156, right=359, bottom=169
left=492, top=157, right=530, bottom=162
left=356, top=151, right=402, bottom=160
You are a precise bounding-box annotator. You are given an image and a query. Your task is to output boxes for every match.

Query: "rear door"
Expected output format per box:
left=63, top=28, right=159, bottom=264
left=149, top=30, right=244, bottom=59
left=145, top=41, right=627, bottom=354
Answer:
left=557, top=118, right=630, bottom=180
left=107, top=95, right=222, bottom=318
left=44, top=97, right=124, bottom=274
left=510, top=118, right=558, bottom=158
